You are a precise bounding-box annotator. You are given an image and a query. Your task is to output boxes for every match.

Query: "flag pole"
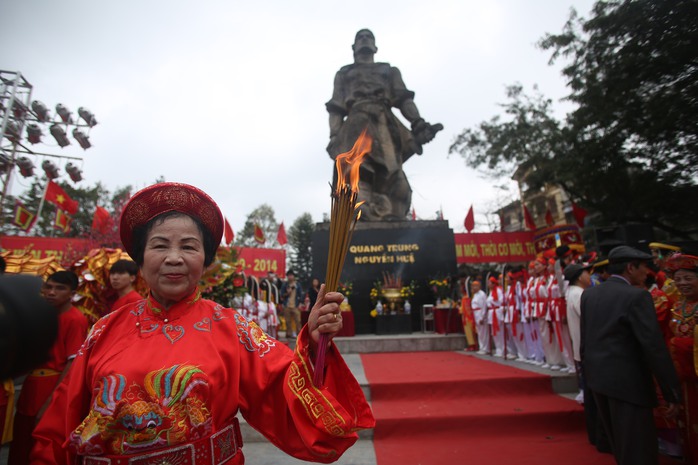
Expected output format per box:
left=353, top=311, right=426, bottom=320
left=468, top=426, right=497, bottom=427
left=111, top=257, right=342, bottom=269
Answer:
left=34, top=179, right=51, bottom=233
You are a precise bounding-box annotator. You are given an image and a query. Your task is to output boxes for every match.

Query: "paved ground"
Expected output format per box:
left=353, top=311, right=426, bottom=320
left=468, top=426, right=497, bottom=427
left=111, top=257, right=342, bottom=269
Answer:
left=243, top=439, right=377, bottom=465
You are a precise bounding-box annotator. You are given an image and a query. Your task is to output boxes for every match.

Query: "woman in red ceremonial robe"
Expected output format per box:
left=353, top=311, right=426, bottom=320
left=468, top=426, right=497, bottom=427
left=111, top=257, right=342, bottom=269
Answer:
left=666, top=254, right=698, bottom=462
left=31, top=182, right=375, bottom=465
left=647, top=268, right=681, bottom=456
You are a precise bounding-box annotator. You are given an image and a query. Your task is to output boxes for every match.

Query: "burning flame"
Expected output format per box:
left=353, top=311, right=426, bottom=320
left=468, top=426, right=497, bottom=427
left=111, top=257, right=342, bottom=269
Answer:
left=335, top=129, right=372, bottom=193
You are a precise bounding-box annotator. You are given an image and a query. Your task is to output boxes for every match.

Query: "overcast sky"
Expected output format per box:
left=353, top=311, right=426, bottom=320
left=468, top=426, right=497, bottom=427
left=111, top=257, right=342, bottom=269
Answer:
left=2, top=0, right=596, bottom=236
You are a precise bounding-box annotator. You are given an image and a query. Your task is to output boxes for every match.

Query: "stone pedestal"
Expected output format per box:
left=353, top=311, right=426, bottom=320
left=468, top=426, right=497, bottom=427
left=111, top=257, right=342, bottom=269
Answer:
left=312, top=220, right=457, bottom=334
left=375, top=314, right=412, bottom=335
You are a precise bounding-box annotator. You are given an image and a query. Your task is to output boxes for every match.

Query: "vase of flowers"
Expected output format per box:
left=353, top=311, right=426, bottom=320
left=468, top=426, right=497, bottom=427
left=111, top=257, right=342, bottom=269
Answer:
left=429, top=276, right=450, bottom=306
left=337, top=282, right=353, bottom=311
left=337, top=281, right=353, bottom=299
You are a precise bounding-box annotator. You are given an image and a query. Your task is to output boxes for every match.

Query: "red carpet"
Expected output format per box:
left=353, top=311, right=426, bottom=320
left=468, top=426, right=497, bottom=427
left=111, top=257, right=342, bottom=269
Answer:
left=361, top=351, right=615, bottom=465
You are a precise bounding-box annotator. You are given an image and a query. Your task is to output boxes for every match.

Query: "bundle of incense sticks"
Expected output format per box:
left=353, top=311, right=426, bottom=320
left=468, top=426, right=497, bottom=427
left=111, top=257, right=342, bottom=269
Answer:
left=313, top=129, right=372, bottom=387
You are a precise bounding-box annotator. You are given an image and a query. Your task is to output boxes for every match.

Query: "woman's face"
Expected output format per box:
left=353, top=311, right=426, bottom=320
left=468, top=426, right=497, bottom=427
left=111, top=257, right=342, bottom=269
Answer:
left=534, top=261, right=545, bottom=275
left=141, top=215, right=205, bottom=308
left=674, top=269, right=698, bottom=300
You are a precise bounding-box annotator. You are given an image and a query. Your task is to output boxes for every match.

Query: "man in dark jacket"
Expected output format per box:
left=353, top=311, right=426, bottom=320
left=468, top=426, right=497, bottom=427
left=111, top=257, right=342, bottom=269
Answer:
left=581, top=245, right=680, bottom=465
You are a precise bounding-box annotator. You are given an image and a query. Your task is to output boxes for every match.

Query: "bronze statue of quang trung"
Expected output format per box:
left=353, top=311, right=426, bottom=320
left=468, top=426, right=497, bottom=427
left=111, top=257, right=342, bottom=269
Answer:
left=326, top=29, right=443, bottom=221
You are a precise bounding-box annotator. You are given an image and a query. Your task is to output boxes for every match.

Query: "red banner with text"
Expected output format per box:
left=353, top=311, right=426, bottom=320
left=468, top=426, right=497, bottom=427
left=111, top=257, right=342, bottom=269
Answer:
left=236, top=247, right=286, bottom=278
left=0, top=236, right=285, bottom=278
left=0, top=236, right=92, bottom=265
left=454, top=232, right=537, bottom=264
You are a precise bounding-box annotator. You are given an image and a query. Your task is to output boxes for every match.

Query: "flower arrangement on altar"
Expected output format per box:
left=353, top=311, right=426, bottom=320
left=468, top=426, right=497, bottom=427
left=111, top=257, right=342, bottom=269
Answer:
left=337, top=281, right=353, bottom=298
left=336, top=282, right=353, bottom=312
left=369, top=272, right=415, bottom=316
left=400, top=281, right=417, bottom=300
left=369, top=279, right=382, bottom=304
left=429, top=275, right=451, bottom=303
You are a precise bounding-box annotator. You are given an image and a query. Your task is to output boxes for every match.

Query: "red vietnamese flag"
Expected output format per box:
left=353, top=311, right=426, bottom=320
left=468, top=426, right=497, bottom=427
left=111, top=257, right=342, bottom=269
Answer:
left=545, top=208, right=554, bottom=227
left=523, top=205, right=536, bottom=231
left=224, top=217, right=234, bottom=245
left=572, top=202, right=588, bottom=228
left=253, top=223, right=265, bottom=245
left=464, top=205, right=475, bottom=232
left=91, top=206, right=111, bottom=234
left=276, top=222, right=288, bottom=246
left=45, top=180, right=79, bottom=214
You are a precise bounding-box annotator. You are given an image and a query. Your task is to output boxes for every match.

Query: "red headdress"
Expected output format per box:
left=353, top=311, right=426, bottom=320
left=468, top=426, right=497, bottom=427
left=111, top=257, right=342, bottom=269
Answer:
left=508, top=270, right=523, bottom=279
left=666, top=254, right=698, bottom=273
left=488, top=276, right=500, bottom=300
left=119, top=182, right=224, bottom=258
left=543, top=248, right=556, bottom=259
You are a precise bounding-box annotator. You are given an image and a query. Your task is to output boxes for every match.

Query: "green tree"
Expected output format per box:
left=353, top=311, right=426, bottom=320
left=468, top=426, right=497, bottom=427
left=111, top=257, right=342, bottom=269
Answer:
left=540, top=0, right=697, bottom=175
left=450, top=0, right=698, bottom=238
left=287, top=213, right=315, bottom=286
left=449, top=84, right=562, bottom=189
left=235, top=204, right=280, bottom=247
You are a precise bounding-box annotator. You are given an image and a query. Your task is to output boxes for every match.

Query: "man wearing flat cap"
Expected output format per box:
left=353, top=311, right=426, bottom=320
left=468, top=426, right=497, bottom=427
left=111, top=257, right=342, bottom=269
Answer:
left=581, top=245, right=681, bottom=465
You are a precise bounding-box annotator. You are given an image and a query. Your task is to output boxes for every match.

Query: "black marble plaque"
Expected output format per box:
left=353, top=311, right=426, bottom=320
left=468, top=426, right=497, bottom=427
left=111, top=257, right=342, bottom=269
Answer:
left=311, top=220, right=457, bottom=334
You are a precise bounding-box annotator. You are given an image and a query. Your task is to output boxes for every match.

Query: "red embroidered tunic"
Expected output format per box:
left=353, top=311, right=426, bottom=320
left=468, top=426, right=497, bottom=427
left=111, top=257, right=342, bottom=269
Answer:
left=669, top=300, right=698, bottom=381
left=668, top=299, right=698, bottom=462
left=31, top=291, right=374, bottom=464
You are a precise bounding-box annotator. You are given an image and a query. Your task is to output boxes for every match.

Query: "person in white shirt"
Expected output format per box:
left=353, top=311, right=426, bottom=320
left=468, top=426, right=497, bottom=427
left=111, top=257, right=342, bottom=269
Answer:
left=487, top=277, right=506, bottom=358
left=522, top=262, right=541, bottom=364
left=471, top=281, right=489, bottom=355
left=529, top=258, right=550, bottom=366
left=564, top=262, right=592, bottom=403
left=506, top=269, right=528, bottom=362
left=542, top=259, right=564, bottom=371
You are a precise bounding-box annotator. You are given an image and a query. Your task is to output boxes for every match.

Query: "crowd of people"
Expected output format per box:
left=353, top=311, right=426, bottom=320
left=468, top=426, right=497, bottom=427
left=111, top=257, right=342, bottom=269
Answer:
left=463, top=246, right=589, bottom=378
left=457, top=242, right=698, bottom=465
left=1, top=183, right=697, bottom=465
left=229, top=271, right=323, bottom=340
